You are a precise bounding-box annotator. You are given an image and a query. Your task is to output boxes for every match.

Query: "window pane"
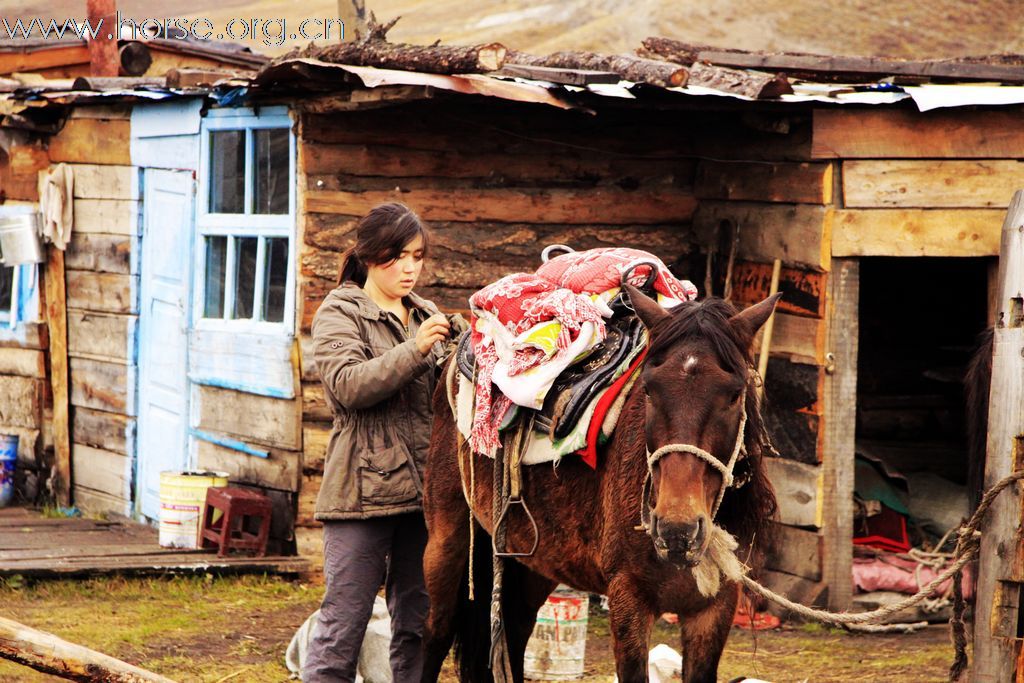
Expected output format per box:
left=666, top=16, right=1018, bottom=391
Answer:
left=0, top=266, right=13, bottom=315
left=232, top=237, right=258, bottom=320
left=253, top=128, right=289, bottom=215
left=203, top=236, right=227, bottom=318
left=209, top=130, right=245, bottom=213
left=262, top=237, right=288, bottom=322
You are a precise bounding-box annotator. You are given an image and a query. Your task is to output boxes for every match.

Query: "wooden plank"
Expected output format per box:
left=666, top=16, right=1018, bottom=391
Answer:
left=832, top=209, right=1004, bottom=257
left=765, top=523, right=821, bottom=580
left=0, top=348, right=46, bottom=378
left=188, top=329, right=296, bottom=400
left=306, top=187, right=698, bottom=225
left=48, top=118, right=131, bottom=165
left=972, top=191, right=1024, bottom=682
left=72, top=485, right=131, bottom=518
left=731, top=261, right=826, bottom=318
left=692, top=201, right=832, bottom=271
left=0, top=376, right=43, bottom=429
left=762, top=358, right=822, bottom=465
left=295, top=526, right=324, bottom=571
left=0, top=143, right=48, bottom=201
left=67, top=310, right=136, bottom=362
left=302, top=422, right=331, bottom=474
left=69, top=356, right=136, bottom=416
left=296, top=473, right=322, bottom=527
left=0, top=322, right=47, bottom=351
left=65, top=271, right=138, bottom=314
left=752, top=313, right=826, bottom=366
left=759, top=569, right=827, bottom=620
left=64, top=232, right=135, bottom=274
left=67, top=164, right=140, bottom=200
left=72, top=199, right=140, bottom=236
left=843, top=160, right=1024, bottom=209
left=695, top=160, right=832, bottom=204
left=72, top=408, right=134, bottom=456
left=821, top=258, right=858, bottom=611
left=194, top=384, right=300, bottom=451
left=302, top=383, right=331, bottom=422
left=71, top=444, right=131, bottom=499
left=813, top=108, right=1024, bottom=159
left=302, top=142, right=694, bottom=184
left=195, top=436, right=300, bottom=493
left=764, top=457, right=822, bottom=528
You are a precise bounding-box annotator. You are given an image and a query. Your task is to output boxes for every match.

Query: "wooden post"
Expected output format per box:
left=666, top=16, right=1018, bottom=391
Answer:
left=0, top=614, right=176, bottom=682
left=756, top=258, right=782, bottom=398
left=86, top=0, right=118, bottom=77
left=821, top=258, right=858, bottom=610
left=44, top=244, right=71, bottom=508
left=972, top=190, right=1024, bottom=683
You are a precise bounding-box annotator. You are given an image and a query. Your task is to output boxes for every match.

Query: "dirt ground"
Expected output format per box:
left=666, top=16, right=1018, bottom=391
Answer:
left=0, top=574, right=954, bottom=682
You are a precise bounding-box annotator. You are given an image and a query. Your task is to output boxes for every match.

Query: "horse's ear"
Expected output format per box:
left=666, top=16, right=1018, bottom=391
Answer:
left=729, top=293, right=783, bottom=345
left=624, top=283, right=670, bottom=329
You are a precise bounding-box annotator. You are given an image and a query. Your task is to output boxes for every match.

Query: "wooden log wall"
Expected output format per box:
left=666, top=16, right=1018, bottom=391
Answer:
left=0, top=137, right=50, bottom=505
left=294, top=99, right=710, bottom=566
left=46, top=107, right=139, bottom=517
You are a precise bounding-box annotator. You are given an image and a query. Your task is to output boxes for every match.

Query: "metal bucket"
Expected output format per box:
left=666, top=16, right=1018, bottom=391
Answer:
left=0, top=434, right=19, bottom=508
left=158, top=470, right=228, bottom=548
left=0, top=210, right=44, bottom=265
left=524, top=587, right=589, bottom=680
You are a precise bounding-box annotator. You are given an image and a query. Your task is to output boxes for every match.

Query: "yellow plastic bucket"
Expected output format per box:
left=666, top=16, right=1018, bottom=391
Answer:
left=524, top=587, right=589, bottom=680
left=158, top=470, right=228, bottom=549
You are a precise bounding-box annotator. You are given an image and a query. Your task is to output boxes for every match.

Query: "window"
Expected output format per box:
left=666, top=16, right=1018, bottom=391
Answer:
left=196, top=108, right=295, bottom=332
left=0, top=264, right=14, bottom=324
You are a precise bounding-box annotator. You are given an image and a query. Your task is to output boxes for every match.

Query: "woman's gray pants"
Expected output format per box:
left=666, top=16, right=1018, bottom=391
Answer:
left=302, top=513, right=429, bottom=682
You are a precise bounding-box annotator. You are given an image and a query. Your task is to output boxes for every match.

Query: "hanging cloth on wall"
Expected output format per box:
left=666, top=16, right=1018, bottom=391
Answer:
left=37, top=163, right=74, bottom=250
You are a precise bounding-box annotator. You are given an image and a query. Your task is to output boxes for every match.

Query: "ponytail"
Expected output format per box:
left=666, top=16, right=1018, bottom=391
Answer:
left=338, top=247, right=368, bottom=286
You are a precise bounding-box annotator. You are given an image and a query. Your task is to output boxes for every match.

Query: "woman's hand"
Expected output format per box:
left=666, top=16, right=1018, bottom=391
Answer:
left=416, top=314, right=450, bottom=356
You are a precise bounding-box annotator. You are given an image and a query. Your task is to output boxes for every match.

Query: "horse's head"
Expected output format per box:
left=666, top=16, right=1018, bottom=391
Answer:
left=626, top=284, right=780, bottom=567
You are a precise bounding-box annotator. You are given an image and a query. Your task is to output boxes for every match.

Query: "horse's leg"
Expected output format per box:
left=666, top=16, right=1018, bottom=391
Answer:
left=420, top=501, right=469, bottom=682
left=607, top=575, right=654, bottom=683
left=502, top=562, right=558, bottom=683
left=678, top=582, right=739, bottom=683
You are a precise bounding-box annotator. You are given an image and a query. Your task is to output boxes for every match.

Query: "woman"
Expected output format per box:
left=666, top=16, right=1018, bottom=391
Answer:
left=304, top=202, right=452, bottom=682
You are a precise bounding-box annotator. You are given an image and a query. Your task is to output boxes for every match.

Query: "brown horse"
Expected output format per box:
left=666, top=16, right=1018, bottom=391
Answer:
left=421, top=286, right=780, bottom=683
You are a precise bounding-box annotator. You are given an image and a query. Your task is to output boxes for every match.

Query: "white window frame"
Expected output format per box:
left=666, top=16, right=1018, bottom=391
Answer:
left=194, top=106, right=296, bottom=336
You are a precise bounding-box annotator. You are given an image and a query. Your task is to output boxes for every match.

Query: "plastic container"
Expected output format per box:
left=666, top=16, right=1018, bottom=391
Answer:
left=0, top=209, right=44, bottom=265
left=524, top=587, right=588, bottom=680
left=0, top=434, right=17, bottom=508
left=158, top=470, right=228, bottom=548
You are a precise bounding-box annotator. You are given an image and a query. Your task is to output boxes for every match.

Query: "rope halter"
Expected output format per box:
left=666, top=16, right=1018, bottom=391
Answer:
left=640, top=390, right=748, bottom=534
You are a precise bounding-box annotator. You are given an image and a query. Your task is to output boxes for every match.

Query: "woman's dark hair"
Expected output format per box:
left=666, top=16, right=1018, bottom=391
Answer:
left=337, top=202, right=429, bottom=286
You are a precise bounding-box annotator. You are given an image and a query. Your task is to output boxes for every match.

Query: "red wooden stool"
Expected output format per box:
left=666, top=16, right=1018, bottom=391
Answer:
left=200, top=486, right=272, bottom=557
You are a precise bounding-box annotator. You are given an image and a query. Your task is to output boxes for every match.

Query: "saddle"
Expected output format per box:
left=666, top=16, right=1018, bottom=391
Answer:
left=455, top=303, right=645, bottom=441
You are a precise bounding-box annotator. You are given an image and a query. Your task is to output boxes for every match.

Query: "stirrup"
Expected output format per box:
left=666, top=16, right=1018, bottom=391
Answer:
left=492, top=497, right=540, bottom=558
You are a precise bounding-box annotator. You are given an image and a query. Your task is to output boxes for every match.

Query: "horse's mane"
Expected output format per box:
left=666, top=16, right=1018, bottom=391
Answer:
left=647, top=298, right=778, bottom=555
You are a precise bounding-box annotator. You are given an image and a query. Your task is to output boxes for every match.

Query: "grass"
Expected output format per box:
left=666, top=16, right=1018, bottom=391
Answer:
left=0, top=574, right=956, bottom=682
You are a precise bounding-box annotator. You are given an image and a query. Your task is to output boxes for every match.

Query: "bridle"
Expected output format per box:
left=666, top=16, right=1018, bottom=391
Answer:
left=639, top=387, right=749, bottom=535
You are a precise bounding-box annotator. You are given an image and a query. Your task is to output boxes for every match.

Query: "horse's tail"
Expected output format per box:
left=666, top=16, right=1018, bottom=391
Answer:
left=965, top=326, right=994, bottom=510
left=452, top=520, right=497, bottom=683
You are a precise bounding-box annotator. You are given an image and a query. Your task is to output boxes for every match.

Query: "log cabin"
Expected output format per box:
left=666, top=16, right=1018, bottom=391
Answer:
left=1, top=36, right=1023, bottom=679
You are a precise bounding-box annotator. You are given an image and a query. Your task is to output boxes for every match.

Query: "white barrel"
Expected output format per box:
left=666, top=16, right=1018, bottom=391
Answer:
left=158, top=470, right=228, bottom=548
left=524, top=587, right=588, bottom=681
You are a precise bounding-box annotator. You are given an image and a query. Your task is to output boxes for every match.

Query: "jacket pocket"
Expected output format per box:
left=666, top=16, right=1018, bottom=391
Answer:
left=359, top=444, right=419, bottom=506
